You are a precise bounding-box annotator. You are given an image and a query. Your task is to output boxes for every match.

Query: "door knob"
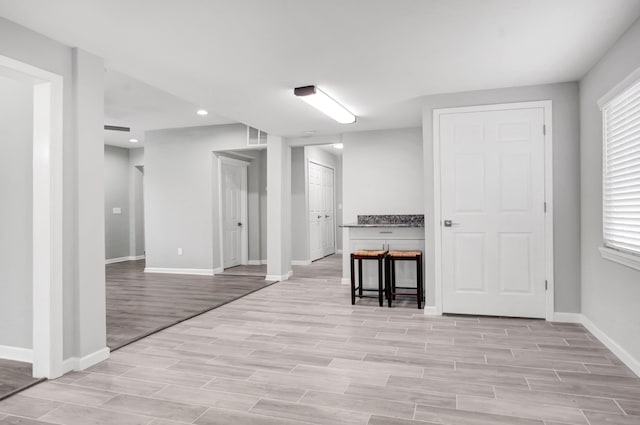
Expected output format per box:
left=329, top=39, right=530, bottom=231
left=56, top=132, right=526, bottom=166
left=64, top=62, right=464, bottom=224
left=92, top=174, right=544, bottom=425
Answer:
left=237, top=222, right=242, bottom=227
left=325, top=215, right=330, bottom=218
left=443, top=220, right=460, bottom=227
left=317, top=215, right=322, bottom=219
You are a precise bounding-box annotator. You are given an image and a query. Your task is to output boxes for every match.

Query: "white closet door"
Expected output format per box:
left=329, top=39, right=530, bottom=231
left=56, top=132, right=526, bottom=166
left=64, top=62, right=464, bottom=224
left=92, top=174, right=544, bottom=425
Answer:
left=309, top=162, right=335, bottom=261
left=440, top=107, right=547, bottom=318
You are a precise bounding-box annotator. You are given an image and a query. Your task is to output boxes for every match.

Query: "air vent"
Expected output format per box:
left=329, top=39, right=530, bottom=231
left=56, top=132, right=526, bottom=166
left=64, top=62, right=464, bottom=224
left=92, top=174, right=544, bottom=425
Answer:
left=247, top=126, right=267, bottom=146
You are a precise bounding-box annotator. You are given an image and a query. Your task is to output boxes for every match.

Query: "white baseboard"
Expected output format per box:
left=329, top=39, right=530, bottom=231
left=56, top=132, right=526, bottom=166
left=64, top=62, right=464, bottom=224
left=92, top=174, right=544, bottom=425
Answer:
left=292, top=260, right=312, bottom=266
left=248, top=260, right=266, bottom=266
left=63, top=347, right=110, bottom=373
left=423, top=306, right=440, bottom=316
left=266, top=274, right=289, bottom=282
left=336, top=249, right=343, bottom=254
left=0, top=345, right=33, bottom=363
left=553, top=312, right=640, bottom=377
left=288, top=270, right=293, bottom=277
left=106, top=255, right=145, bottom=264
left=341, top=277, right=350, bottom=285
left=145, top=267, right=215, bottom=276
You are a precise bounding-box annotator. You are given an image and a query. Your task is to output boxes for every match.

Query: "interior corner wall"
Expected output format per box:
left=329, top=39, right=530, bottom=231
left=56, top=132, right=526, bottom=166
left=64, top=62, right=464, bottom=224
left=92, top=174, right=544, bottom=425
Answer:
left=579, top=17, right=640, bottom=364
left=259, top=149, right=268, bottom=261
left=144, top=124, right=248, bottom=272
left=0, top=74, right=33, bottom=350
left=104, top=145, right=131, bottom=260
left=421, top=82, right=581, bottom=314
left=291, top=147, right=308, bottom=261
left=129, top=147, right=145, bottom=257
left=0, top=17, right=107, bottom=364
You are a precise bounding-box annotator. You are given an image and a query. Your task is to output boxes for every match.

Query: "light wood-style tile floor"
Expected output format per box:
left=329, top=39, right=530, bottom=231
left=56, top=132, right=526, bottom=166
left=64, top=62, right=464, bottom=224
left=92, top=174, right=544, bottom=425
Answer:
left=106, top=260, right=275, bottom=349
left=1, top=255, right=639, bottom=424
left=0, top=359, right=41, bottom=402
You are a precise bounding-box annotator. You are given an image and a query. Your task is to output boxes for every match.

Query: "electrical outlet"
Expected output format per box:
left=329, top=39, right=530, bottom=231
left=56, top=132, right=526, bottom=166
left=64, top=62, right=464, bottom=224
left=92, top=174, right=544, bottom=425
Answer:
left=177, top=248, right=183, bottom=256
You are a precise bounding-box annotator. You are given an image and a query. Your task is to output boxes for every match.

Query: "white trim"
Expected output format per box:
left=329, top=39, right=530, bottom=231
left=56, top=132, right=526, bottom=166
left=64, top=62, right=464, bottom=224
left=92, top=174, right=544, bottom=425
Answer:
left=598, top=64, right=640, bottom=109
left=62, top=347, right=110, bottom=373
left=423, top=306, right=440, bottom=316
left=341, top=277, right=350, bottom=285
left=336, top=249, right=343, bottom=254
left=599, top=246, right=640, bottom=271
left=288, top=270, right=293, bottom=277
left=144, top=267, right=222, bottom=276
left=266, top=274, right=289, bottom=281
left=432, top=100, right=554, bottom=320
left=0, top=346, right=34, bottom=363
left=0, top=54, right=65, bottom=379
left=291, top=260, right=312, bottom=266
left=105, top=255, right=145, bottom=264
left=217, top=156, right=249, bottom=270
left=552, top=313, right=640, bottom=377
left=248, top=259, right=267, bottom=266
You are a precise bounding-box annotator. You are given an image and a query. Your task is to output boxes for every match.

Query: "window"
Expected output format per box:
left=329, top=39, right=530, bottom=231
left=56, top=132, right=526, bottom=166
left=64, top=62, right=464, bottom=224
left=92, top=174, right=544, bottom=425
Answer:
left=600, top=74, right=640, bottom=268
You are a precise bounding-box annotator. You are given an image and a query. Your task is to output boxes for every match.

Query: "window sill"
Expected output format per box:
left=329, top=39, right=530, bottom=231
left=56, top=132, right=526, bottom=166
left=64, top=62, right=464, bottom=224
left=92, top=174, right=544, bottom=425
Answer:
left=599, top=246, right=640, bottom=272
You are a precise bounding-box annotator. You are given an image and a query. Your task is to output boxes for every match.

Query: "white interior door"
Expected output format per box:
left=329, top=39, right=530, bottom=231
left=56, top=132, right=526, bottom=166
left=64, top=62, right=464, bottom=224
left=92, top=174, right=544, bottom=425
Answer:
left=221, top=161, right=246, bottom=268
left=309, top=161, right=335, bottom=261
left=439, top=107, right=547, bottom=318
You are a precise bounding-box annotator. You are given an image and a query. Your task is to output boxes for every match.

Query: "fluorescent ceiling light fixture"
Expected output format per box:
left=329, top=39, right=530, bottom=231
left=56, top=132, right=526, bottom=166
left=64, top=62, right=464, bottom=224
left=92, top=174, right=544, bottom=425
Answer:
left=196, top=109, right=208, bottom=116
left=332, top=143, right=344, bottom=149
left=294, top=86, right=356, bottom=124
left=129, top=138, right=139, bottom=143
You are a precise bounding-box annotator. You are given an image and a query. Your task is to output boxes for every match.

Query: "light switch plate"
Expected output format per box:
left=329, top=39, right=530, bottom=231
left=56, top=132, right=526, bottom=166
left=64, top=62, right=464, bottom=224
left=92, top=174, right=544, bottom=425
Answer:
left=112, top=207, right=122, bottom=214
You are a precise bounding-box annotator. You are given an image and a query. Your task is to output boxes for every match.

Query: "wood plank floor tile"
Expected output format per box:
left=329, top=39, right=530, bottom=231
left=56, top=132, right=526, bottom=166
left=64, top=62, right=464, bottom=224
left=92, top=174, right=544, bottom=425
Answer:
left=2, top=255, right=639, bottom=425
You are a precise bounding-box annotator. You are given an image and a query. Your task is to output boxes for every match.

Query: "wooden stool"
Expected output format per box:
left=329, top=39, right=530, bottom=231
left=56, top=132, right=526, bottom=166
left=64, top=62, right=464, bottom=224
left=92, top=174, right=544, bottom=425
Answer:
left=350, top=250, right=388, bottom=306
left=385, top=250, right=424, bottom=309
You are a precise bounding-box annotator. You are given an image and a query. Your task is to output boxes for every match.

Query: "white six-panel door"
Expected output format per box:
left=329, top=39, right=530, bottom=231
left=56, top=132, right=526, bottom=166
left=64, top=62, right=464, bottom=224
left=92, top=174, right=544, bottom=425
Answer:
left=221, top=162, right=245, bottom=268
left=439, top=107, right=547, bottom=318
left=309, top=161, right=335, bottom=261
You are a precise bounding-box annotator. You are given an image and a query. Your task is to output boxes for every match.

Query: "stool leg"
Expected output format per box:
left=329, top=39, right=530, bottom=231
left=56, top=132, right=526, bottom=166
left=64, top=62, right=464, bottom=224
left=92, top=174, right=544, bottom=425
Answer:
left=417, top=255, right=423, bottom=309
left=391, top=260, right=396, bottom=300
left=377, top=257, right=383, bottom=307
left=358, top=259, right=363, bottom=298
left=350, top=254, right=356, bottom=305
left=386, top=256, right=392, bottom=307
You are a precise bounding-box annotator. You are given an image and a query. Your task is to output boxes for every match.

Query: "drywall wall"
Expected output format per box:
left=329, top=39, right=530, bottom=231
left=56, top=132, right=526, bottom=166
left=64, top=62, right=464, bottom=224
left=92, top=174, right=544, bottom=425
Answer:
left=129, top=148, right=145, bottom=257
left=580, top=17, right=640, bottom=364
left=342, top=128, right=424, bottom=278
left=0, top=75, right=33, bottom=350
left=144, top=124, right=250, bottom=272
left=422, top=82, right=581, bottom=314
left=104, top=145, right=131, bottom=260
left=0, top=18, right=107, bottom=367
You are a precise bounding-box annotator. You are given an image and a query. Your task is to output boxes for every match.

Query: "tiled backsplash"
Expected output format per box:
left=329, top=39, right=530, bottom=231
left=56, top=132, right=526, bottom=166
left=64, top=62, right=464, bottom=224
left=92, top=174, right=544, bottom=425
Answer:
left=357, top=214, right=424, bottom=226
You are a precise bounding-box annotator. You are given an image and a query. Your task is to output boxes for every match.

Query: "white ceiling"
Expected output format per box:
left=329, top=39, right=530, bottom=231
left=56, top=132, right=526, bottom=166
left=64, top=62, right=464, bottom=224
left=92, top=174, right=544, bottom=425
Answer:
left=2, top=0, right=640, bottom=138
left=104, top=69, right=234, bottom=148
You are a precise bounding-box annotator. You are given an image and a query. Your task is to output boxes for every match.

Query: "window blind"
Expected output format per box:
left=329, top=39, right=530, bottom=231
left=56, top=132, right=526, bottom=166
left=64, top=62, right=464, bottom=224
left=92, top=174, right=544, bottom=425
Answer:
left=603, top=79, right=640, bottom=255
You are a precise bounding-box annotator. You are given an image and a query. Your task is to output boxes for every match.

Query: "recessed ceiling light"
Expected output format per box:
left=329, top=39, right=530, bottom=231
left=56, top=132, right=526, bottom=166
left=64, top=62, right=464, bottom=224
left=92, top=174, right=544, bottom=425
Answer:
left=197, top=109, right=208, bottom=116
left=129, top=138, right=139, bottom=143
left=332, top=143, right=344, bottom=149
left=294, top=86, right=356, bottom=124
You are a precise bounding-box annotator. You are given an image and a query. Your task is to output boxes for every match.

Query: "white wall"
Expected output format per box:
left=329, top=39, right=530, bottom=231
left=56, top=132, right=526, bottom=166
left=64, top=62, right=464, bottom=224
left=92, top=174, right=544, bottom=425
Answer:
left=343, top=128, right=424, bottom=221
left=144, top=124, right=249, bottom=272
left=580, top=17, right=640, bottom=365
left=0, top=17, right=107, bottom=365
left=421, top=82, right=581, bottom=314
left=129, top=148, right=145, bottom=257
left=104, top=145, right=131, bottom=260
left=0, top=75, right=33, bottom=350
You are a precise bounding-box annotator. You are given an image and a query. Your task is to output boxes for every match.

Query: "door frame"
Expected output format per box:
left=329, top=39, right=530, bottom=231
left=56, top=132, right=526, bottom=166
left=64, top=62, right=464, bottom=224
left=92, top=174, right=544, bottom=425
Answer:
left=307, top=159, right=337, bottom=261
left=217, top=156, right=249, bottom=269
left=0, top=55, right=64, bottom=378
left=432, top=100, right=554, bottom=320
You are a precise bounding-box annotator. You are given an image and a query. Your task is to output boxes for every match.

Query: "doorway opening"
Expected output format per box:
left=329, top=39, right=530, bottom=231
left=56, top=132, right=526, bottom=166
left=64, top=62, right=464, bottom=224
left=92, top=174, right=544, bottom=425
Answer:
left=215, top=148, right=268, bottom=278
left=0, top=55, right=64, bottom=385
